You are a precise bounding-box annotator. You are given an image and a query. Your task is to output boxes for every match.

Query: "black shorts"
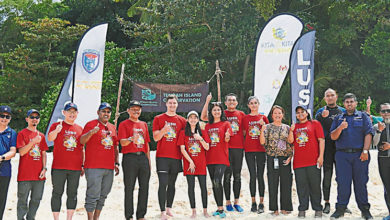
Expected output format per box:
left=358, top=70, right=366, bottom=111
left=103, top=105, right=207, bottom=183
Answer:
left=156, top=157, right=183, bottom=174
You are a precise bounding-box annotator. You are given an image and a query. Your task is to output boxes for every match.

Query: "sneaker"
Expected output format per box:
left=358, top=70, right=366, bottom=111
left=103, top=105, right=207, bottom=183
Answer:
left=315, top=210, right=322, bottom=218
left=345, top=207, right=352, bottom=214
left=323, top=202, right=330, bottom=214
left=219, top=210, right=226, bottom=218
left=361, top=209, right=373, bottom=220
left=257, top=203, right=264, bottom=214
left=226, top=204, right=234, bottom=212
left=383, top=215, right=390, bottom=220
left=251, top=202, right=257, bottom=212
left=212, top=211, right=220, bottom=216
left=330, top=208, right=345, bottom=219
left=233, top=204, right=244, bottom=212
left=298, top=211, right=305, bottom=218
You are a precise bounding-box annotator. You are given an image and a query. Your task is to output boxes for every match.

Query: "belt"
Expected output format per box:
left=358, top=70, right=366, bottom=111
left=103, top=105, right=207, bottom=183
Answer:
left=125, top=151, right=145, bottom=156
left=337, top=148, right=362, bottom=153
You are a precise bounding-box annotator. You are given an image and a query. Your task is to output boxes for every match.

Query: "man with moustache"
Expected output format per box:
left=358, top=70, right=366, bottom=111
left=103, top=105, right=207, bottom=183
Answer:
left=315, top=88, right=345, bottom=214
left=153, top=94, right=186, bottom=220
left=80, top=102, right=119, bottom=220
left=373, top=103, right=390, bottom=220
left=48, top=103, right=83, bottom=220
left=16, top=109, right=49, bottom=220
left=0, top=106, right=17, bottom=220
left=118, top=100, right=151, bottom=220
left=201, top=93, right=246, bottom=212
left=330, top=93, right=374, bottom=220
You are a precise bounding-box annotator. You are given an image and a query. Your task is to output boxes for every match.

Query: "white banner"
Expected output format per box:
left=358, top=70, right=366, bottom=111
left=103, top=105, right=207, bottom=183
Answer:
left=254, top=14, right=303, bottom=116
left=73, top=23, right=108, bottom=127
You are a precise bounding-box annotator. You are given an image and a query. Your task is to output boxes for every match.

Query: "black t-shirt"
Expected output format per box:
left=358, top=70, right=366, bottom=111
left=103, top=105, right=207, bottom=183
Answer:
left=315, top=106, right=344, bottom=138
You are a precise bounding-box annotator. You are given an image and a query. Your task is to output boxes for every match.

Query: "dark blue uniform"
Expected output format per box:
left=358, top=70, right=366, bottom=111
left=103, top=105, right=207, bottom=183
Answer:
left=330, top=110, right=374, bottom=210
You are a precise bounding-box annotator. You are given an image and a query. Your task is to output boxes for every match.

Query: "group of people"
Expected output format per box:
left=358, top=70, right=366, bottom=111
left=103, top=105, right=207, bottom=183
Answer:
left=0, top=88, right=389, bottom=220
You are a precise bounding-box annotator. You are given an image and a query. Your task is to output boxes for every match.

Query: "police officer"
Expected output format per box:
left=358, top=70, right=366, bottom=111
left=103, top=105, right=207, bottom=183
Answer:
left=373, top=103, right=390, bottom=220
left=330, top=93, right=374, bottom=219
left=315, top=88, right=346, bottom=214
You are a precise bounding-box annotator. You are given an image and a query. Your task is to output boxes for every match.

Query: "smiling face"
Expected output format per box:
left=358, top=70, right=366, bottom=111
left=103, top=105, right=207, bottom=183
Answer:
left=343, top=98, right=357, bottom=113
left=211, top=105, right=222, bottom=120
left=188, top=114, right=199, bottom=126
left=0, top=112, right=11, bottom=127
left=296, top=108, right=308, bottom=122
left=63, top=108, right=78, bottom=123
left=271, top=108, right=284, bottom=123
left=128, top=106, right=142, bottom=120
left=98, top=108, right=111, bottom=123
left=225, top=95, right=238, bottom=110
left=166, top=98, right=178, bottom=113
left=380, top=104, right=390, bottom=121
left=26, top=113, right=40, bottom=127
left=247, top=98, right=259, bottom=113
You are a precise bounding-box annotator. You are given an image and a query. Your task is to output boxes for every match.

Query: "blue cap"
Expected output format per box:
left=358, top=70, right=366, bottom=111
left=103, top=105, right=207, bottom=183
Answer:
left=295, top=105, right=307, bottom=111
left=98, top=102, right=112, bottom=111
left=64, top=103, right=78, bottom=111
left=0, top=106, right=12, bottom=115
left=26, top=109, right=40, bottom=117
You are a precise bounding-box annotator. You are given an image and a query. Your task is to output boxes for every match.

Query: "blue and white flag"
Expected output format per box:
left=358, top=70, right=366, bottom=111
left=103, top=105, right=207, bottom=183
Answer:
left=254, top=13, right=303, bottom=116
left=290, top=30, right=316, bottom=122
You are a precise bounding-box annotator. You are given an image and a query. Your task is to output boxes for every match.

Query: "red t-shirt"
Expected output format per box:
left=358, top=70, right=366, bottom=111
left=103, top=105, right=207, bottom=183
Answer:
left=152, top=113, right=186, bottom=159
left=224, top=110, right=245, bottom=149
left=292, top=120, right=324, bottom=169
left=118, top=119, right=150, bottom=154
left=82, top=119, right=118, bottom=170
left=16, top=129, right=49, bottom=181
left=178, top=130, right=210, bottom=175
left=49, top=121, right=83, bottom=171
left=205, top=121, right=232, bottom=166
left=242, top=114, right=269, bottom=152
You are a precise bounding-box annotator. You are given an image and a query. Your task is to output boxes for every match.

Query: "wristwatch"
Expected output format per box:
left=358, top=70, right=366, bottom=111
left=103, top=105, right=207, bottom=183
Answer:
left=376, top=129, right=382, bottom=134
left=127, top=136, right=133, bottom=142
left=1, top=156, right=5, bottom=161
left=363, top=150, right=368, bottom=154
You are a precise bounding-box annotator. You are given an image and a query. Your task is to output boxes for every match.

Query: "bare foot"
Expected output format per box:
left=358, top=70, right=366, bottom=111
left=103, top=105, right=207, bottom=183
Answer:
left=203, top=211, right=210, bottom=218
left=281, top=210, right=291, bottom=215
left=160, top=212, right=168, bottom=220
left=166, top=208, right=174, bottom=217
left=272, top=211, right=279, bottom=216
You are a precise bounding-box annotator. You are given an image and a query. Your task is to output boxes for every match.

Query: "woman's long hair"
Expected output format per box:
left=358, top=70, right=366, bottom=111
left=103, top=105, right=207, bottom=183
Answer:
left=295, top=107, right=311, bottom=123
left=208, top=102, right=227, bottom=124
left=184, top=121, right=203, bottom=137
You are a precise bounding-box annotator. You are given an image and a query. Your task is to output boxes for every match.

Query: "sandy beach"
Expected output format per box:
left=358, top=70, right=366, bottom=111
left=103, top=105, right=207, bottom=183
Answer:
left=4, top=150, right=388, bottom=219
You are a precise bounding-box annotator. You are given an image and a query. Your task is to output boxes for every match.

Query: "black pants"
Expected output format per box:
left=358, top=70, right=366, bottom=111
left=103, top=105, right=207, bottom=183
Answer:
left=207, top=164, right=227, bottom=207
left=156, top=158, right=181, bottom=211
left=245, top=151, right=266, bottom=198
left=267, top=155, right=293, bottom=211
left=186, top=175, right=207, bottom=209
left=379, top=157, right=390, bottom=212
left=295, top=166, right=323, bottom=211
left=123, top=153, right=150, bottom=219
left=223, top=148, right=244, bottom=200
left=51, top=169, right=81, bottom=212
left=323, top=138, right=336, bottom=201
left=0, top=176, right=10, bottom=220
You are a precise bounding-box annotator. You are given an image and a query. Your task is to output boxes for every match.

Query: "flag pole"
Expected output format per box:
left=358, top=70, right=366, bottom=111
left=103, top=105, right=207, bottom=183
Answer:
left=114, top=64, right=125, bottom=128
left=215, top=60, right=221, bottom=102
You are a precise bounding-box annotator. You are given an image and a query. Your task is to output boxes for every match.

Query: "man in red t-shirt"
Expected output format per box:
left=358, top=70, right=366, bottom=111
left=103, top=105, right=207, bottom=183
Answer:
left=200, top=93, right=245, bottom=212
left=80, top=102, right=119, bottom=220
left=118, top=100, right=151, bottom=220
left=152, top=94, right=186, bottom=220
left=16, top=109, right=48, bottom=220
left=48, top=102, right=83, bottom=220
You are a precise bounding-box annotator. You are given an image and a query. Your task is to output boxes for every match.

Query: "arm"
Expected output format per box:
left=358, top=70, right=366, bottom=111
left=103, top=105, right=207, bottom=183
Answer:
left=330, top=118, right=347, bottom=140
left=200, top=93, right=212, bottom=121
left=146, top=143, right=151, bottom=168
left=259, top=125, right=266, bottom=145
left=80, top=130, right=95, bottom=145
left=1, top=147, right=16, bottom=160
left=317, top=138, right=325, bottom=167
left=287, top=128, right=294, bottom=144
left=39, top=151, right=47, bottom=179
left=180, top=145, right=195, bottom=173
left=153, top=119, right=170, bottom=142
left=372, top=124, right=381, bottom=147
left=47, top=123, right=62, bottom=142
left=19, top=136, right=40, bottom=157
left=200, top=138, right=209, bottom=150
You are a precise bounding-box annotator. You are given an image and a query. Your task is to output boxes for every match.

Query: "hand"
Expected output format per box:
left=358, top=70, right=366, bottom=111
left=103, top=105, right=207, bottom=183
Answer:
left=193, top=132, right=203, bottom=141
left=133, top=133, right=140, bottom=143
left=290, top=123, right=295, bottom=132
left=225, top=130, right=230, bottom=142
left=39, top=169, right=46, bottom=179
left=366, top=96, right=372, bottom=107
left=206, top=93, right=212, bottom=103
left=55, top=121, right=63, bottom=133
left=188, top=161, right=196, bottom=173
left=378, top=122, right=385, bottom=132
left=340, top=118, right=348, bottom=130
left=283, top=157, right=292, bottom=165
left=382, top=142, right=390, bottom=151
left=161, top=122, right=171, bottom=135
left=80, top=167, right=85, bottom=176
left=114, top=164, right=120, bottom=176
left=317, top=156, right=324, bottom=168
left=360, top=151, right=369, bottom=161
left=322, top=106, right=329, bottom=118
left=90, top=122, right=100, bottom=135
left=31, top=135, right=42, bottom=145
left=261, top=124, right=266, bottom=133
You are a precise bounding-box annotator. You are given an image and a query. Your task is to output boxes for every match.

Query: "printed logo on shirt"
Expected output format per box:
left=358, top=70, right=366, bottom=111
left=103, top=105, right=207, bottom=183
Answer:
left=227, top=117, right=239, bottom=134
left=249, top=125, right=261, bottom=138
left=164, top=122, right=177, bottom=141
left=63, top=136, right=77, bottom=151
left=133, top=128, right=145, bottom=148
left=29, top=145, right=41, bottom=160
left=295, top=127, right=308, bottom=147
left=208, top=128, right=220, bottom=145
left=101, top=129, right=113, bottom=149
left=188, top=137, right=201, bottom=156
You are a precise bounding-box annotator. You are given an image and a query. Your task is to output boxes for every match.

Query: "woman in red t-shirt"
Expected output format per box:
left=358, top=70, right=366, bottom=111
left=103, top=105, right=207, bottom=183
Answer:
left=288, top=106, right=325, bottom=218
left=205, top=102, right=232, bottom=218
left=178, top=111, right=210, bottom=218
left=242, top=96, right=269, bottom=214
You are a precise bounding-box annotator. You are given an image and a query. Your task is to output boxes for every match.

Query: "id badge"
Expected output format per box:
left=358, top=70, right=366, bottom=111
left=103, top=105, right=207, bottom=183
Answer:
left=274, top=157, right=279, bottom=170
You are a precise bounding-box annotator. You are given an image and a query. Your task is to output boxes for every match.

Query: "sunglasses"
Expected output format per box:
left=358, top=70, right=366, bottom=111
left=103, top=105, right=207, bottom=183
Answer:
left=29, top=116, right=40, bottom=119
left=101, top=110, right=111, bottom=114
left=0, top=114, right=11, bottom=119
left=211, top=102, right=222, bottom=105
left=381, top=109, right=390, bottom=113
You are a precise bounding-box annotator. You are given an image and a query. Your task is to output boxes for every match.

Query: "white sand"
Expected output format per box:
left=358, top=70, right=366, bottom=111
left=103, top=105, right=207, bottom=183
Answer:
left=4, top=150, right=388, bottom=219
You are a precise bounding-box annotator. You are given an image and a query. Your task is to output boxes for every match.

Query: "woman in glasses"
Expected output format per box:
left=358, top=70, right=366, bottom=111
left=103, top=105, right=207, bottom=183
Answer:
left=205, top=102, right=232, bottom=218
left=288, top=106, right=324, bottom=218
left=178, top=111, right=210, bottom=218
left=0, top=106, right=16, bottom=219
left=260, top=105, right=293, bottom=216
left=242, top=96, right=268, bottom=213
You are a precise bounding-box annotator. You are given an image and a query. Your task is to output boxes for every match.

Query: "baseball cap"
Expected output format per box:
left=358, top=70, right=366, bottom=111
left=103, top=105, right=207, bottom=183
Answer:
left=0, top=106, right=12, bottom=115
left=26, top=109, right=40, bottom=117
left=128, top=100, right=142, bottom=108
left=187, top=110, right=199, bottom=118
left=64, top=102, right=78, bottom=111
left=295, top=105, right=307, bottom=111
left=98, top=102, right=112, bottom=111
